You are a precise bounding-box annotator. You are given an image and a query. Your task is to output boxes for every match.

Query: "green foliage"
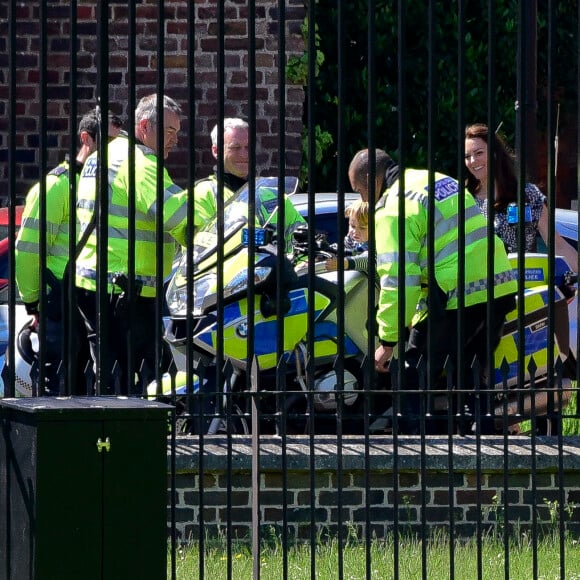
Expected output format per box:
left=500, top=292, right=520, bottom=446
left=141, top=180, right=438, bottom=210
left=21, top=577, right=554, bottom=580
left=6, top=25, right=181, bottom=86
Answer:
left=286, top=16, right=334, bottom=188
left=543, top=498, right=576, bottom=529
left=484, top=494, right=505, bottom=538
left=301, top=0, right=578, bottom=190
left=299, top=124, right=334, bottom=188
left=286, top=18, right=325, bottom=86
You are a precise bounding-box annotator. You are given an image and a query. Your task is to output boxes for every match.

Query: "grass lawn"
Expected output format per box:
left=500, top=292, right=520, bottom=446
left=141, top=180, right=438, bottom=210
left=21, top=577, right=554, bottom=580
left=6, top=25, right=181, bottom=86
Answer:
left=170, top=531, right=580, bottom=579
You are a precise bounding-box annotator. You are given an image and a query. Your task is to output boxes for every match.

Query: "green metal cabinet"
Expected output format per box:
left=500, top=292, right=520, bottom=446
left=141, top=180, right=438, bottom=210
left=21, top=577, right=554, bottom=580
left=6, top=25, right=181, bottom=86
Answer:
left=0, top=397, right=172, bottom=580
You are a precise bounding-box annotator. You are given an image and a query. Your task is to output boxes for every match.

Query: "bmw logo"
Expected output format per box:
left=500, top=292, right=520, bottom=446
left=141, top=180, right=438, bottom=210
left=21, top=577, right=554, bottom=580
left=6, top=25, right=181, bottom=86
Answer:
left=236, top=322, right=248, bottom=338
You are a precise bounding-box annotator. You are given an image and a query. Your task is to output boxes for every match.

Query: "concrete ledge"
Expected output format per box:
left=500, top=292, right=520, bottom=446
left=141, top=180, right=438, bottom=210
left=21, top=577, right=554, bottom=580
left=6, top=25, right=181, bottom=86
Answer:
left=172, top=435, right=580, bottom=472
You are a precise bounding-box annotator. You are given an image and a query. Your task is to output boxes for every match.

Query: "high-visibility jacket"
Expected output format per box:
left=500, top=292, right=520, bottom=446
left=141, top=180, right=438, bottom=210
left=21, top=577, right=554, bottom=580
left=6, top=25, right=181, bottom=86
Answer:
left=376, top=169, right=517, bottom=343
left=15, top=160, right=74, bottom=305
left=75, top=135, right=189, bottom=298
left=193, top=174, right=238, bottom=230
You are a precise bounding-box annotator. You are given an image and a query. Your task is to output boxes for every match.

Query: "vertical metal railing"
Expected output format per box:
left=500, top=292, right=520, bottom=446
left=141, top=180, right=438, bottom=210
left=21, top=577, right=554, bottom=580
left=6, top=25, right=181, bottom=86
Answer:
left=4, top=0, right=18, bottom=399
left=2, top=1, right=580, bottom=579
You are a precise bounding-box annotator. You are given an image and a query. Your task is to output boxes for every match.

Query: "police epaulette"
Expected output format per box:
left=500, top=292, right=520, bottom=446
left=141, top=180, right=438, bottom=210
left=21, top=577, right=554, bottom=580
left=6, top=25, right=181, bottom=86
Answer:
left=48, top=165, right=68, bottom=177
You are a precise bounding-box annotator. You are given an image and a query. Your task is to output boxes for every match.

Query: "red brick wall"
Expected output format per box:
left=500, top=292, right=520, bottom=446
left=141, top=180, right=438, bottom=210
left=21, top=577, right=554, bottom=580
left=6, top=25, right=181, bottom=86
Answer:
left=0, top=0, right=306, bottom=202
left=172, top=436, right=580, bottom=541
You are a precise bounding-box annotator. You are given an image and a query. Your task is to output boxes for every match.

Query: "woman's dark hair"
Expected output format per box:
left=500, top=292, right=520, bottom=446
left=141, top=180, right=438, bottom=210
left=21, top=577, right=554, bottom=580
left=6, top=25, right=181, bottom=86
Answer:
left=465, top=123, right=518, bottom=211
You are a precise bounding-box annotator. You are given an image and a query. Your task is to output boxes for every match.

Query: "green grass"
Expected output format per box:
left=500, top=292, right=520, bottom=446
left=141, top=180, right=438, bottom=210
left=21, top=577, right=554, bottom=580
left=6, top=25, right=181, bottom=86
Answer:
left=170, top=531, right=580, bottom=579
left=519, top=383, right=580, bottom=436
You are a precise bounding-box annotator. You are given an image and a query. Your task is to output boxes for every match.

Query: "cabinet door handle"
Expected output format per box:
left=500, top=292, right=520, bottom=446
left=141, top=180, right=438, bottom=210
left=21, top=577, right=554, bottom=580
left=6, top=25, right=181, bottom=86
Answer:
left=96, top=437, right=111, bottom=453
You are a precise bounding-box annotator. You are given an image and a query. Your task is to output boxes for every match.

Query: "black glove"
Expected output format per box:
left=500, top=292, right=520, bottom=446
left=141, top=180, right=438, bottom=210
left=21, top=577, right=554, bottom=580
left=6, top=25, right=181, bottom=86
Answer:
left=24, top=301, right=39, bottom=316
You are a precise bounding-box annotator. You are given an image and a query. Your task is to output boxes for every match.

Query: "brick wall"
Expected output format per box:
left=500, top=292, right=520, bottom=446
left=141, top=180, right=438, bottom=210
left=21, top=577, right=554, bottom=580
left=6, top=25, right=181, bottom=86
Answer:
left=170, top=436, right=580, bottom=541
left=0, top=0, right=306, bottom=203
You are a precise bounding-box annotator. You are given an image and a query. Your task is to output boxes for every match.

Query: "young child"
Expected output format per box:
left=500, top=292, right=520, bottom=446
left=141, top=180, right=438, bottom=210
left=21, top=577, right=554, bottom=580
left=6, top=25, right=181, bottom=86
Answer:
left=344, top=199, right=369, bottom=252
left=325, top=199, right=369, bottom=272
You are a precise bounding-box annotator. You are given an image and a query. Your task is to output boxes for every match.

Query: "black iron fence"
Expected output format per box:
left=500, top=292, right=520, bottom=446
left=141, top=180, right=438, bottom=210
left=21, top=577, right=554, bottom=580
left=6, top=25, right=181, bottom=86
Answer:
left=2, top=1, right=580, bottom=579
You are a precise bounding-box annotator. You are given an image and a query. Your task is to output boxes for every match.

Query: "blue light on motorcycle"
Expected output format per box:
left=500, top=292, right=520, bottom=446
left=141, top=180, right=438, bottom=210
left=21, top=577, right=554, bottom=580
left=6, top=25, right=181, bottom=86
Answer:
left=242, top=227, right=271, bottom=247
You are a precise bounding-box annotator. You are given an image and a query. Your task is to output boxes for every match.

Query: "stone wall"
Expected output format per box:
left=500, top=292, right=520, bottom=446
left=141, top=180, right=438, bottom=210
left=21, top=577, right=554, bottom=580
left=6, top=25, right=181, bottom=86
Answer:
left=170, top=435, right=580, bottom=542
left=0, top=0, right=306, bottom=202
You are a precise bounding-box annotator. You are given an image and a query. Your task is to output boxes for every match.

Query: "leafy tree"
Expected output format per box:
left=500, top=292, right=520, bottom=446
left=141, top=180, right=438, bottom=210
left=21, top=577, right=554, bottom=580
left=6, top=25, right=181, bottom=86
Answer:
left=302, top=0, right=577, bottom=193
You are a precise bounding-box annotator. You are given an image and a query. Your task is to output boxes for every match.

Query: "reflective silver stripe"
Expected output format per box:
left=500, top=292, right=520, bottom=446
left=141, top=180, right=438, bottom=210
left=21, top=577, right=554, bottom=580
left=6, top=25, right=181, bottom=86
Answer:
left=434, top=227, right=488, bottom=263
left=16, top=217, right=69, bottom=237
left=77, top=222, right=173, bottom=243
left=149, top=184, right=187, bottom=216
left=15, top=240, right=39, bottom=253
left=446, top=269, right=516, bottom=302
left=433, top=214, right=458, bottom=237
left=75, top=267, right=157, bottom=288
left=379, top=273, right=421, bottom=289
left=431, top=206, right=481, bottom=238
left=164, top=200, right=188, bottom=231
left=107, top=201, right=149, bottom=222
left=104, top=226, right=170, bottom=244
left=165, top=183, right=183, bottom=196
left=464, top=204, right=483, bottom=221
left=16, top=239, right=69, bottom=256
left=109, top=203, right=130, bottom=219
left=377, top=251, right=398, bottom=265
left=18, top=216, right=40, bottom=230
left=377, top=250, right=418, bottom=266
left=44, top=245, right=69, bottom=257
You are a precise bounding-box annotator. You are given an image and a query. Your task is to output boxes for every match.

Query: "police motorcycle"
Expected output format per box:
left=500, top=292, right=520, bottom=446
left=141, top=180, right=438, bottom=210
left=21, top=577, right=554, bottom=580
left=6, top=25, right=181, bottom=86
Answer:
left=149, top=176, right=382, bottom=435
left=150, top=174, right=578, bottom=436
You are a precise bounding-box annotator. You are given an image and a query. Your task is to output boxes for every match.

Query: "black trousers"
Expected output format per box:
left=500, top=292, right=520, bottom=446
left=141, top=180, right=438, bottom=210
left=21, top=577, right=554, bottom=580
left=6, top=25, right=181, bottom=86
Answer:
left=34, top=282, right=90, bottom=396
left=76, top=288, right=160, bottom=396
left=392, top=291, right=516, bottom=435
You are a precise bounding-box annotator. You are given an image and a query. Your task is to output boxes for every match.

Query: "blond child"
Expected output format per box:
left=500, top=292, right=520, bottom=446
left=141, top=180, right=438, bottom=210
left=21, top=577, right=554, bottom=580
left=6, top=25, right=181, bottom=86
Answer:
left=325, top=200, right=369, bottom=272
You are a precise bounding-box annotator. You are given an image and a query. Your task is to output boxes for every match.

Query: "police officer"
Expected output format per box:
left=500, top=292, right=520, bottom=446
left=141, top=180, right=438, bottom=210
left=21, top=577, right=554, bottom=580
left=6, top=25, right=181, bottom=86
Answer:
left=75, top=94, right=188, bottom=395
left=193, top=118, right=305, bottom=247
left=193, top=118, right=249, bottom=231
left=15, top=109, right=123, bottom=395
left=348, top=148, right=517, bottom=435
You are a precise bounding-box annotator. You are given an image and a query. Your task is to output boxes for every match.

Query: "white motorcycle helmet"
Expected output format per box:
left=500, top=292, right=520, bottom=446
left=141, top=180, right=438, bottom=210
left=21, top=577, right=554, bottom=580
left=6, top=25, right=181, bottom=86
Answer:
left=11, top=317, right=37, bottom=397
left=0, top=302, right=37, bottom=398
left=313, top=369, right=358, bottom=412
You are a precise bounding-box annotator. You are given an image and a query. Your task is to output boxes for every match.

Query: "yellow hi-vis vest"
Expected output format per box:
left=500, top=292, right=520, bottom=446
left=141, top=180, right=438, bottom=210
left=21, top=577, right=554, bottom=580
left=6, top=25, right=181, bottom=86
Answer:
left=75, top=135, right=189, bottom=298
left=15, top=161, right=74, bottom=304
left=192, top=174, right=237, bottom=232
left=375, top=169, right=517, bottom=343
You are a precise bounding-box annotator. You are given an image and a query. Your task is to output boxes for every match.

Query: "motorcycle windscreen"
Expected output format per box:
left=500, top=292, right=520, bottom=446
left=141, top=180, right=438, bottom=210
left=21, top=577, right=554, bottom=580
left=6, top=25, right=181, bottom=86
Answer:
left=192, top=176, right=298, bottom=269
